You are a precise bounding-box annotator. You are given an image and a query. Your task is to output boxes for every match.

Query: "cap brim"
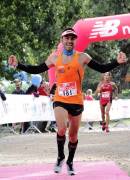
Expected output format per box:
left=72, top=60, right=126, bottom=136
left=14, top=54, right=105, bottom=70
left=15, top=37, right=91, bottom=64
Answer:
left=61, top=30, right=77, bottom=38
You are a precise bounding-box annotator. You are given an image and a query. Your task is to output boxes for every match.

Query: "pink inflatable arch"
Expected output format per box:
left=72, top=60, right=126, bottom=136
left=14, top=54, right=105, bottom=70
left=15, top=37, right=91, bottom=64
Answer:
left=48, top=13, right=130, bottom=88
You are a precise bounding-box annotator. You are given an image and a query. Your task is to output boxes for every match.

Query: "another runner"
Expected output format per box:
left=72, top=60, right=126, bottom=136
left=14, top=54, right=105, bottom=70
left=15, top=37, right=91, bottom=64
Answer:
left=95, top=72, right=118, bottom=132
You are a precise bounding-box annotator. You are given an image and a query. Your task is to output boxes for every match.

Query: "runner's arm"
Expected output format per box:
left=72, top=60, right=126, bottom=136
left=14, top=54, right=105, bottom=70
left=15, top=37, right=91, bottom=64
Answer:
left=87, top=60, right=119, bottom=73
left=94, top=82, right=101, bottom=96
left=8, top=54, right=55, bottom=74
left=17, top=62, right=49, bottom=74
left=83, top=51, right=127, bottom=73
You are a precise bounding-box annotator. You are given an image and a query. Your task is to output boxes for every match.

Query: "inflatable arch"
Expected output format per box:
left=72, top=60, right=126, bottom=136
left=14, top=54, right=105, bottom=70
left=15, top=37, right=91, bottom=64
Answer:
left=48, top=13, right=130, bottom=88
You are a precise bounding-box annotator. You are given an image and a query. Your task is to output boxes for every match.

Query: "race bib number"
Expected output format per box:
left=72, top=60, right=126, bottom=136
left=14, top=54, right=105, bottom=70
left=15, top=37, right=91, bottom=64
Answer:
left=102, top=91, right=110, bottom=98
left=58, top=82, right=77, bottom=96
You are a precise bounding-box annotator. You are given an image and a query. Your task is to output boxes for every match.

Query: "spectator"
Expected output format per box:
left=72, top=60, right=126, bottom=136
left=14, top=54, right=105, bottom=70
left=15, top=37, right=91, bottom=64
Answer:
left=12, top=79, right=25, bottom=95
left=36, top=80, right=50, bottom=133
left=84, top=89, right=94, bottom=101
left=84, top=89, right=94, bottom=130
left=25, top=76, right=50, bottom=133
left=12, top=79, right=25, bottom=133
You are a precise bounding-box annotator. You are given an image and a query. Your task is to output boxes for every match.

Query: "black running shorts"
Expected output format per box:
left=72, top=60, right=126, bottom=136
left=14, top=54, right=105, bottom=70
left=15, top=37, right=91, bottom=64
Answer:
left=53, top=101, right=84, bottom=116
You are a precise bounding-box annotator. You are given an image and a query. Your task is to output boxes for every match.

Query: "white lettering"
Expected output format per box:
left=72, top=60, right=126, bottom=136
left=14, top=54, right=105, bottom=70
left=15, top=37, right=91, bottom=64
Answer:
left=122, top=26, right=130, bottom=35
left=89, top=19, right=120, bottom=38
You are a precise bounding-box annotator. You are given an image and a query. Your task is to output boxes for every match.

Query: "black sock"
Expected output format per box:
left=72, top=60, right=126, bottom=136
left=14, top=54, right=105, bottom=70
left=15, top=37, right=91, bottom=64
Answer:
left=67, top=140, right=78, bottom=164
left=57, top=133, right=66, bottom=159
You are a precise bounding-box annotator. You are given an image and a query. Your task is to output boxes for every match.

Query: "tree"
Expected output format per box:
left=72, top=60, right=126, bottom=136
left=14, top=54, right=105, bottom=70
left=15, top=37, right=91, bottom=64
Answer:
left=0, top=0, right=130, bottom=92
left=81, top=0, right=130, bottom=92
left=0, top=0, right=83, bottom=80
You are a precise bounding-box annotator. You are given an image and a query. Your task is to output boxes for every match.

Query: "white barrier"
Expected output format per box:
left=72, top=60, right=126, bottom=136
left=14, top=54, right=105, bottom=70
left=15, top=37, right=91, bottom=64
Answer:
left=0, top=95, right=130, bottom=124
left=82, top=99, right=130, bottom=121
left=0, top=95, right=55, bottom=125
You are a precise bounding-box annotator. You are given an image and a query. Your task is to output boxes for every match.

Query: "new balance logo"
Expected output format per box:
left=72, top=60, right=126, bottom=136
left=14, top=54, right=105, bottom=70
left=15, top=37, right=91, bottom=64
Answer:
left=89, top=19, right=120, bottom=39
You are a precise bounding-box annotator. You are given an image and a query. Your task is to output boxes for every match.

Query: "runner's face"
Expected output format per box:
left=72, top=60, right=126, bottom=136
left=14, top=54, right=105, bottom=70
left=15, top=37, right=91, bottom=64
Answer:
left=104, top=73, right=111, bottom=81
left=62, top=35, right=76, bottom=51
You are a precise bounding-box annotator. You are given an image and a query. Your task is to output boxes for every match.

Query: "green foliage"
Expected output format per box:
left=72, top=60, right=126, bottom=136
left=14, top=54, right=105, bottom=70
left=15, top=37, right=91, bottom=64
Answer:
left=121, top=89, right=130, bottom=98
left=83, top=0, right=130, bottom=91
left=82, top=67, right=100, bottom=92
left=0, top=0, right=84, bottom=61
left=0, top=0, right=130, bottom=91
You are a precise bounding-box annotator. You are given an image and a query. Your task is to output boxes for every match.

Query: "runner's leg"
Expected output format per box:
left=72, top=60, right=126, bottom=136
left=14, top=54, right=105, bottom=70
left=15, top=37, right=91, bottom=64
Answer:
left=66, top=114, right=81, bottom=175
left=105, top=103, right=111, bottom=132
left=100, top=104, right=106, bottom=131
left=54, top=106, right=68, bottom=173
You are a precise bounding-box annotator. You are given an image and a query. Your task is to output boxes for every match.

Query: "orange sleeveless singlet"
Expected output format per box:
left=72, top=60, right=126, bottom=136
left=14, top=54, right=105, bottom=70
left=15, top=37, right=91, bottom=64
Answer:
left=54, top=52, right=84, bottom=105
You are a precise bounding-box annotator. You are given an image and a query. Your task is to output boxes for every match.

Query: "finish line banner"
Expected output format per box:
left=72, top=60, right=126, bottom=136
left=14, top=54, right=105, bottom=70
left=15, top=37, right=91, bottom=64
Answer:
left=0, top=95, right=130, bottom=124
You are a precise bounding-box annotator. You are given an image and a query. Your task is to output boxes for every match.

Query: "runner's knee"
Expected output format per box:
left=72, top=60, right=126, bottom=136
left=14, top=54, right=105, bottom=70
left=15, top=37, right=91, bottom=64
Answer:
left=58, top=128, right=67, bottom=136
left=105, top=111, right=109, bottom=116
left=69, top=132, right=78, bottom=143
left=69, top=136, right=78, bottom=143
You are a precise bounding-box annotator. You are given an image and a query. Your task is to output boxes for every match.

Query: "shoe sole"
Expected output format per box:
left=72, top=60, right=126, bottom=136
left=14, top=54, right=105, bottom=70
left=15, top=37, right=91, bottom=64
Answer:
left=66, top=163, right=75, bottom=176
left=102, top=127, right=106, bottom=131
left=54, top=159, right=65, bottom=173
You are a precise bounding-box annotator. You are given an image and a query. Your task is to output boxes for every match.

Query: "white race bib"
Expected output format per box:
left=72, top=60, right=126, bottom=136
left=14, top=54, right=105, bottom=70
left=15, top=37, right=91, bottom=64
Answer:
left=101, top=91, right=110, bottom=98
left=58, top=82, right=77, bottom=96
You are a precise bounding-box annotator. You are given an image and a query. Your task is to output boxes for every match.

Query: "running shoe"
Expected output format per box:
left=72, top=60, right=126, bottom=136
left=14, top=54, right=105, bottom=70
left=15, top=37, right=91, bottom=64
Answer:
left=66, top=161, right=75, bottom=176
left=102, top=122, right=106, bottom=131
left=54, top=157, right=65, bottom=173
left=106, top=126, right=110, bottom=133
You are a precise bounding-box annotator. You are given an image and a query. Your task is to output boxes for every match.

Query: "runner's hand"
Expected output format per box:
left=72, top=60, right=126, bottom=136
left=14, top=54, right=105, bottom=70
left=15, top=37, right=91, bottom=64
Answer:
left=8, top=55, right=18, bottom=68
left=117, top=52, right=127, bottom=64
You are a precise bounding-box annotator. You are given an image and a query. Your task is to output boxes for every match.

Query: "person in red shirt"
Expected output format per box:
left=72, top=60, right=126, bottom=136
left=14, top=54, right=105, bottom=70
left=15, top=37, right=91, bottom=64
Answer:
left=25, top=78, right=50, bottom=133
left=37, top=80, right=50, bottom=96
left=95, top=72, right=118, bottom=132
left=36, top=80, right=50, bottom=133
